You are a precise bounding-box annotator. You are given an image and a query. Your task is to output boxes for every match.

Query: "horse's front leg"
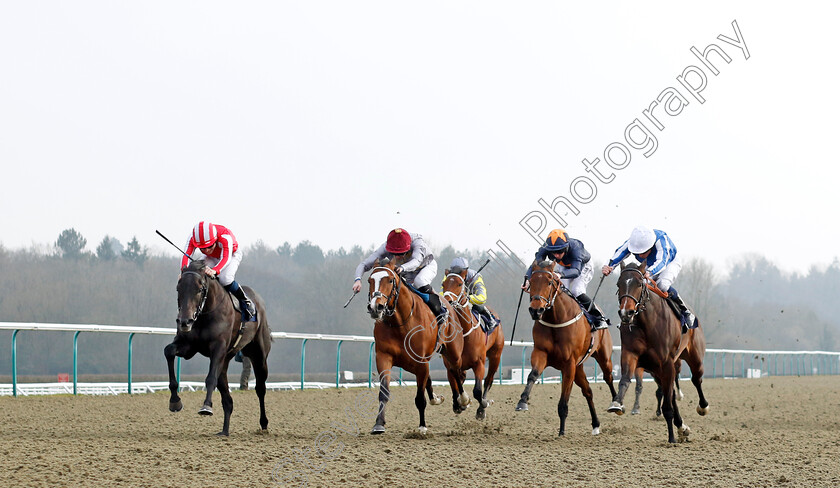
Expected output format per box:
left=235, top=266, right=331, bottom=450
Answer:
left=164, top=341, right=191, bottom=412
left=199, top=343, right=227, bottom=416
left=446, top=368, right=469, bottom=414
left=608, top=350, right=638, bottom=415
left=516, top=348, right=547, bottom=411
left=414, top=364, right=430, bottom=434
left=371, top=354, right=393, bottom=434
left=556, top=363, right=579, bottom=436
left=473, top=359, right=489, bottom=420
left=659, top=363, right=678, bottom=443
left=216, top=359, right=234, bottom=436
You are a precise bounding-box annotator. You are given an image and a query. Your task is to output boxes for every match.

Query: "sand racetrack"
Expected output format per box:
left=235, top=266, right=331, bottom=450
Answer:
left=2, top=375, right=839, bottom=487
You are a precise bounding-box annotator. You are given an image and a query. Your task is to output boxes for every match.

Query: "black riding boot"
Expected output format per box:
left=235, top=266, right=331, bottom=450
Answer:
left=472, top=303, right=497, bottom=329
left=576, top=293, right=607, bottom=331
left=418, top=285, right=447, bottom=326
left=667, top=287, right=696, bottom=332
left=226, top=281, right=256, bottom=320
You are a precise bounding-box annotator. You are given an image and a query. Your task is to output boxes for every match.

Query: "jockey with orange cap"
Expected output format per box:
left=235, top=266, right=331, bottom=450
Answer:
left=522, top=228, right=608, bottom=330
left=182, top=221, right=256, bottom=320
left=602, top=226, right=696, bottom=329
left=353, top=228, right=446, bottom=325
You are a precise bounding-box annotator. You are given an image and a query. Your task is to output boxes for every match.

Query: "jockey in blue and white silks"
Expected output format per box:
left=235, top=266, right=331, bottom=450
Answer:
left=602, top=226, right=696, bottom=329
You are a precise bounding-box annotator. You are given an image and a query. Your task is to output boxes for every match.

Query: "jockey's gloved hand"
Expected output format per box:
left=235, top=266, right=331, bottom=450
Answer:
left=395, top=266, right=404, bottom=276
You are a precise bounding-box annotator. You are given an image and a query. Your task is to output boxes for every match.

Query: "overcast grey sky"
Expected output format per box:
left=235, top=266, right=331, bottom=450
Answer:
left=1, top=2, right=837, bottom=274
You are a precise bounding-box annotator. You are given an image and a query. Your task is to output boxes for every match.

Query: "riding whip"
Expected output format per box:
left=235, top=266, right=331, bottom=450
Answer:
left=473, top=258, right=492, bottom=275
left=510, top=276, right=527, bottom=346
left=156, top=230, right=193, bottom=262
left=587, top=274, right=606, bottom=312
left=343, top=290, right=358, bottom=308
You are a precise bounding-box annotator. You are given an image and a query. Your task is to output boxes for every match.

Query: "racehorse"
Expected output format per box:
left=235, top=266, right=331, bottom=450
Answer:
left=441, top=268, right=504, bottom=421
left=515, top=261, right=617, bottom=436
left=631, top=366, right=683, bottom=416
left=367, top=258, right=467, bottom=434
left=164, top=260, right=272, bottom=436
left=607, top=262, right=710, bottom=443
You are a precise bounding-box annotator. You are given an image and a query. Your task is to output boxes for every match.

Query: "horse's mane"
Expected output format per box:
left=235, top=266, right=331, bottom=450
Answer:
left=183, top=260, right=207, bottom=273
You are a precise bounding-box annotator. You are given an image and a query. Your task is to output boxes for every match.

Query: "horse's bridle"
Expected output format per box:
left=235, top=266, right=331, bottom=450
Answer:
left=180, top=270, right=210, bottom=322
left=529, top=269, right=561, bottom=314
left=368, top=266, right=401, bottom=317
left=617, top=267, right=650, bottom=325
left=442, top=273, right=469, bottom=309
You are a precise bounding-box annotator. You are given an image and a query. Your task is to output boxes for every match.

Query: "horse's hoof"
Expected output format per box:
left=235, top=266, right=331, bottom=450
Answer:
left=592, top=426, right=600, bottom=436
left=678, top=423, right=691, bottom=439
left=558, top=429, right=565, bottom=437
left=198, top=406, right=213, bottom=416
left=476, top=409, right=486, bottom=421
left=458, top=392, right=471, bottom=408
left=417, top=426, right=428, bottom=435
left=677, top=390, right=685, bottom=401
left=487, top=399, right=495, bottom=406
left=607, top=402, right=625, bottom=415
left=697, top=405, right=710, bottom=416
left=169, top=401, right=183, bottom=412
left=631, top=408, right=640, bottom=415
left=515, top=402, right=529, bottom=412
left=216, top=431, right=229, bottom=437
left=371, top=425, right=386, bottom=435
left=430, top=394, right=444, bottom=406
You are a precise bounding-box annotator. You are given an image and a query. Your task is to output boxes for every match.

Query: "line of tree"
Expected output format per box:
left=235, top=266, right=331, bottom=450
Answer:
left=0, top=229, right=837, bottom=379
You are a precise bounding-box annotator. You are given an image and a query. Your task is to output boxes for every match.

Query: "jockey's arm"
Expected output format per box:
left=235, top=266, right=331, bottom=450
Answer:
left=468, top=275, right=487, bottom=306
left=399, top=237, right=428, bottom=273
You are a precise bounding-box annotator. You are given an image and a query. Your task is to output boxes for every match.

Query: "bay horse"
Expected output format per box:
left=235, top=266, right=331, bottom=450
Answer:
left=164, top=260, right=272, bottom=436
left=367, top=258, right=468, bottom=435
left=607, top=262, right=710, bottom=443
left=515, top=261, right=617, bottom=436
left=441, top=268, right=504, bottom=421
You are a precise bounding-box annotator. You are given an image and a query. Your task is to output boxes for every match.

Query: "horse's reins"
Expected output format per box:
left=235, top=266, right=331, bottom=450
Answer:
left=529, top=269, right=583, bottom=328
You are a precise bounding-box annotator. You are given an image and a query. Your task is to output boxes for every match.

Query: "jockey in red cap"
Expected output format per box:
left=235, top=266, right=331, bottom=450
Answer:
left=353, top=228, right=445, bottom=325
left=182, top=221, right=256, bottom=320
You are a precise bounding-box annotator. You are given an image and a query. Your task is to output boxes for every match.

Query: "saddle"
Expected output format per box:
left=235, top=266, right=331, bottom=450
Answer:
left=559, top=287, right=609, bottom=330
left=471, top=308, right=500, bottom=336
left=227, top=291, right=257, bottom=323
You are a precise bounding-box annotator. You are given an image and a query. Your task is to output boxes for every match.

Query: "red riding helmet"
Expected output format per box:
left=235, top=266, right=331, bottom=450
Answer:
left=385, top=228, right=412, bottom=254
left=191, top=221, right=218, bottom=249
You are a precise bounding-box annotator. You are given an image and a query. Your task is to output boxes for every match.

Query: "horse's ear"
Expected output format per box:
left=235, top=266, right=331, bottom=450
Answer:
left=638, top=261, right=647, bottom=272
left=444, top=268, right=450, bottom=275
left=538, top=259, right=553, bottom=269
left=619, top=261, right=625, bottom=271
left=380, top=257, right=391, bottom=266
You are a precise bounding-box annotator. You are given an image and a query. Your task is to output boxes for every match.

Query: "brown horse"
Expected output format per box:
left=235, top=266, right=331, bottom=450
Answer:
left=165, top=260, right=272, bottom=436
left=441, top=269, right=504, bottom=420
left=515, top=261, right=617, bottom=436
left=367, top=258, right=467, bottom=434
left=607, top=262, right=710, bottom=443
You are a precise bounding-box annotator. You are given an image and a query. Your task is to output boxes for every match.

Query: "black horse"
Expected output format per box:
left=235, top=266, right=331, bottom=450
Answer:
left=164, top=260, right=272, bottom=436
